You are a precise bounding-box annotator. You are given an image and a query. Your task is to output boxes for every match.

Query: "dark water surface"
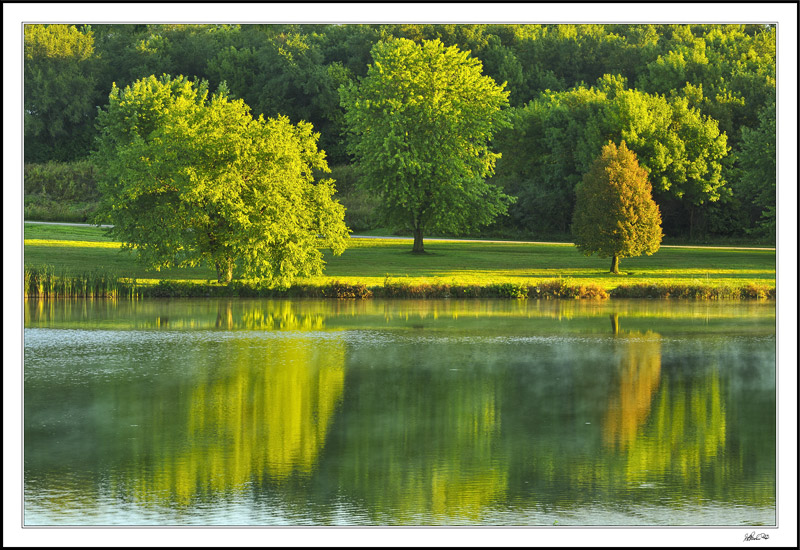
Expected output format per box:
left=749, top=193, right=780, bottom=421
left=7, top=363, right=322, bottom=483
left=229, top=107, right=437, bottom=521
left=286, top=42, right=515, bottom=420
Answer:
left=23, top=299, right=776, bottom=526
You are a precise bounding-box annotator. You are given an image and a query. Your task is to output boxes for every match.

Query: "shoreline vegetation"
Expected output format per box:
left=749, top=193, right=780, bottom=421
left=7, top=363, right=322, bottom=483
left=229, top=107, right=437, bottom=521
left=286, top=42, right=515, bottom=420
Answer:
left=24, top=266, right=776, bottom=301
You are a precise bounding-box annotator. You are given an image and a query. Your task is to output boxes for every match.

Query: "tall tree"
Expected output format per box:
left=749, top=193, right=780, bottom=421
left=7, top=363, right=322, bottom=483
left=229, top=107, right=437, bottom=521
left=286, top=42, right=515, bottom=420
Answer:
left=340, top=38, right=512, bottom=253
left=93, top=75, right=349, bottom=284
left=24, top=24, right=98, bottom=162
left=572, top=141, right=663, bottom=274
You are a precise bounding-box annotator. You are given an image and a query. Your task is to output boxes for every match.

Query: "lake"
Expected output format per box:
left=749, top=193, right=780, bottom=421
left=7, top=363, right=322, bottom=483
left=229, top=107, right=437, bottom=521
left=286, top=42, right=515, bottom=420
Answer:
left=23, top=298, right=776, bottom=526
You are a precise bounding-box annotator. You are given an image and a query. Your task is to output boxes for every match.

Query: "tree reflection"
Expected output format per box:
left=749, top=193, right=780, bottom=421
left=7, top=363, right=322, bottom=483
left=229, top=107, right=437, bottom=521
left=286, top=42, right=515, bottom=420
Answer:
left=329, top=348, right=509, bottom=523
left=621, top=369, right=727, bottom=485
left=23, top=300, right=775, bottom=523
left=603, top=318, right=662, bottom=451
left=601, top=315, right=729, bottom=489
left=120, top=336, right=346, bottom=506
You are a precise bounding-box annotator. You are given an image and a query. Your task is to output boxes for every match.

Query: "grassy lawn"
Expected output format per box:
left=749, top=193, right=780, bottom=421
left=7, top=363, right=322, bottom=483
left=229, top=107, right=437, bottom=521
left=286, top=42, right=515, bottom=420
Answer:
left=23, top=223, right=776, bottom=291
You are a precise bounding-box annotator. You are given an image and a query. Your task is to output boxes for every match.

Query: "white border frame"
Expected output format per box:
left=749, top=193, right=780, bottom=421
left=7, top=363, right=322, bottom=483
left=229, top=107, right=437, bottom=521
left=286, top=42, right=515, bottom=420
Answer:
left=5, top=3, right=797, bottom=548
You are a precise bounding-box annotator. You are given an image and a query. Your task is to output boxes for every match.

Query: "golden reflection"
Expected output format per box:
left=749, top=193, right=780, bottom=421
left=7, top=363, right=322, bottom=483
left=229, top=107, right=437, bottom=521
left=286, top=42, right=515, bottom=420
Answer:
left=603, top=321, right=663, bottom=451
left=600, top=315, right=728, bottom=485
left=124, top=337, right=345, bottom=506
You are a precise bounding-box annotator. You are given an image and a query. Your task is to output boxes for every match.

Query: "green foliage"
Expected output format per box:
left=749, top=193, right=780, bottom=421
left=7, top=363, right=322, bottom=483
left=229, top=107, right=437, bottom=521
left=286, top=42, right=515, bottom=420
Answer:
left=609, top=282, right=774, bottom=300
left=207, top=30, right=352, bottom=165
left=22, top=23, right=776, bottom=241
left=495, top=79, right=728, bottom=237
left=340, top=38, right=513, bottom=253
left=92, top=74, right=349, bottom=285
left=494, top=86, right=606, bottom=234
left=326, top=165, right=382, bottom=232
left=572, top=142, right=663, bottom=274
left=24, top=24, right=98, bottom=161
left=24, top=197, right=99, bottom=223
left=24, top=265, right=141, bottom=299
left=734, top=101, right=776, bottom=240
left=637, top=25, right=775, bottom=148
left=24, top=160, right=98, bottom=200
left=24, top=160, right=100, bottom=222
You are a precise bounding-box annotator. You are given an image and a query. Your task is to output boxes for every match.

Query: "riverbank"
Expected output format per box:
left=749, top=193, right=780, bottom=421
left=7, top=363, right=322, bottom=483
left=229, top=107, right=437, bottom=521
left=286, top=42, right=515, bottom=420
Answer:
left=24, top=266, right=775, bottom=300
left=23, top=223, right=776, bottom=300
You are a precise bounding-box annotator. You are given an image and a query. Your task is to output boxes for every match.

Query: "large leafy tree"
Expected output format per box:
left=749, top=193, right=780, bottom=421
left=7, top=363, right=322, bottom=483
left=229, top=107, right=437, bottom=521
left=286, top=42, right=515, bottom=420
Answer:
left=340, top=38, right=512, bottom=253
left=93, top=74, right=349, bottom=284
left=572, top=141, right=663, bottom=274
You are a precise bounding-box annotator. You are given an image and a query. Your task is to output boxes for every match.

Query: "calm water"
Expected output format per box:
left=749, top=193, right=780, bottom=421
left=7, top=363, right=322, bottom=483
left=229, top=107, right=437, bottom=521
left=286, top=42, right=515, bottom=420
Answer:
left=23, top=299, right=776, bottom=526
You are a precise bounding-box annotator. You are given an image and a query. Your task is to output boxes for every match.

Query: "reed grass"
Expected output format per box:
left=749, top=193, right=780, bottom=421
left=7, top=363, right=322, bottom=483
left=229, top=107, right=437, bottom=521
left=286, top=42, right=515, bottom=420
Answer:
left=24, top=266, right=143, bottom=299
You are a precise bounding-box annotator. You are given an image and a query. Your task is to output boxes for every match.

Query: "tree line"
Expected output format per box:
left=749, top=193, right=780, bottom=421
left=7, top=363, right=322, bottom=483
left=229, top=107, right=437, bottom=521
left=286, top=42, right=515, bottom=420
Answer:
left=25, top=23, right=776, bottom=244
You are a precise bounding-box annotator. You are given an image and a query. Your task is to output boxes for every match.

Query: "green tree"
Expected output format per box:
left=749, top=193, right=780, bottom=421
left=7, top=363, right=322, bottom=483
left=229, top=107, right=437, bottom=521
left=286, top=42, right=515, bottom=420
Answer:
left=24, top=24, right=99, bottom=162
left=572, top=141, right=663, bottom=274
left=734, top=100, right=776, bottom=239
left=207, top=31, right=352, bottom=165
left=495, top=77, right=728, bottom=239
left=340, top=38, right=512, bottom=253
left=93, top=74, right=349, bottom=284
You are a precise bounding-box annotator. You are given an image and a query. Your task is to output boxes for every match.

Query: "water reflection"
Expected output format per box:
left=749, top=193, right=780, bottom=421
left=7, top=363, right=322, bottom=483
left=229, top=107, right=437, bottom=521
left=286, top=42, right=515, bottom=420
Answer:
left=23, top=299, right=775, bottom=525
left=603, top=317, right=663, bottom=451
left=130, top=337, right=346, bottom=506
left=600, top=317, right=728, bottom=491
left=330, top=345, right=508, bottom=524
left=25, top=297, right=776, bottom=335
left=25, top=331, right=345, bottom=514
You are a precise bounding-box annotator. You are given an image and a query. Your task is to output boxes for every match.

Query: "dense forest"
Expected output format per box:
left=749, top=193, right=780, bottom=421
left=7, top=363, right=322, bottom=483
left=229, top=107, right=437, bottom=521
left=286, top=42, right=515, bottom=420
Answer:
left=23, top=23, right=776, bottom=242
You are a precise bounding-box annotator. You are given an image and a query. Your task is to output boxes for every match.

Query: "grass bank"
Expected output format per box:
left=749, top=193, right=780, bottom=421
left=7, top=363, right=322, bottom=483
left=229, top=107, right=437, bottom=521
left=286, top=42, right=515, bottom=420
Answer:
left=23, top=223, right=776, bottom=299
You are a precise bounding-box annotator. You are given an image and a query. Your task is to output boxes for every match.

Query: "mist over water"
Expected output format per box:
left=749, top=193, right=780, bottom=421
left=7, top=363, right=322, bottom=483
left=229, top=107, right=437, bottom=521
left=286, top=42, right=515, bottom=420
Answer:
left=24, top=299, right=775, bottom=526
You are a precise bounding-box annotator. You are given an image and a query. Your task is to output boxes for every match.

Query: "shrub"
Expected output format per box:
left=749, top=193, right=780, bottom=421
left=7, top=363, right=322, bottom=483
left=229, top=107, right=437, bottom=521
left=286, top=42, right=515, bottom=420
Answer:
left=24, top=160, right=98, bottom=201
left=321, top=281, right=373, bottom=299
left=609, top=283, right=775, bottom=300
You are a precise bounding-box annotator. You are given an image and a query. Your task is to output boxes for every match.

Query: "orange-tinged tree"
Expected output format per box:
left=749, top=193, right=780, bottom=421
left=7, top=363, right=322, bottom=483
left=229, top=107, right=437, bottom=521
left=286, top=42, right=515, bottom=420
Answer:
left=572, top=141, right=662, bottom=274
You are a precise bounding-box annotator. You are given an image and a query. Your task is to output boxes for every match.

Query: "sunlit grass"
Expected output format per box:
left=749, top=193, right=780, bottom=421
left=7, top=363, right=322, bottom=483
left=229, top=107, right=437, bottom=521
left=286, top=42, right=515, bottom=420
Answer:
left=25, top=239, right=121, bottom=248
left=24, top=224, right=776, bottom=293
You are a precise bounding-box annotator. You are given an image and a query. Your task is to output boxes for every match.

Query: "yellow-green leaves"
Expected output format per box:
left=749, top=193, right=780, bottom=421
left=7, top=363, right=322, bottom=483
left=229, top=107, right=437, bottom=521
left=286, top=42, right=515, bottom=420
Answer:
left=340, top=38, right=511, bottom=252
left=93, top=74, right=349, bottom=285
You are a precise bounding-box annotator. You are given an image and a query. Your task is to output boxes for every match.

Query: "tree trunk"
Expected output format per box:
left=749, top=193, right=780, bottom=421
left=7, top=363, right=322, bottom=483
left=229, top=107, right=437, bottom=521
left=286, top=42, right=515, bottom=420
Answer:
left=412, top=225, right=425, bottom=254
left=216, top=259, right=233, bottom=284
left=610, top=254, right=620, bottom=274
left=610, top=313, right=619, bottom=336
left=216, top=301, right=233, bottom=329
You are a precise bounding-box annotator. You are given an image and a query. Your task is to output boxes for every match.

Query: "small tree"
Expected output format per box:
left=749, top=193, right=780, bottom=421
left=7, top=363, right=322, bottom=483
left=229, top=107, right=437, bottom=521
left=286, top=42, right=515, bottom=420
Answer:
left=93, top=74, right=349, bottom=285
left=572, top=141, right=662, bottom=274
left=340, top=38, right=512, bottom=253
